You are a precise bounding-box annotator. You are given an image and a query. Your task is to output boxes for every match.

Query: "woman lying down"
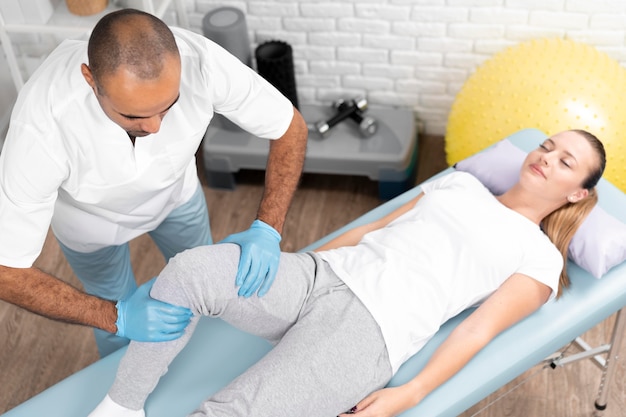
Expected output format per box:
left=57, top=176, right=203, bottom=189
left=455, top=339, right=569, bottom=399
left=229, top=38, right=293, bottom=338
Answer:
left=89, top=129, right=606, bottom=417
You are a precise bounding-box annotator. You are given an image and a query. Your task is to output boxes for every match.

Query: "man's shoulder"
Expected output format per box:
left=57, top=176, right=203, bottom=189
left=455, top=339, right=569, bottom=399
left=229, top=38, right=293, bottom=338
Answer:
left=171, top=26, right=231, bottom=58
left=15, top=39, right=90, bottom=123
left=43, top=38, right=87, bottom=66
left=171, top=26, right=207, bottom=48
left=26, top=39, right=86, bottom=87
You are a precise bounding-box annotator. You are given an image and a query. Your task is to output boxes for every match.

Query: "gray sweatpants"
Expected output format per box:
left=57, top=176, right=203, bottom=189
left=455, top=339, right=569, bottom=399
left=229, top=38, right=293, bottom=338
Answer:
left=109, top=244, right=392, bottom=417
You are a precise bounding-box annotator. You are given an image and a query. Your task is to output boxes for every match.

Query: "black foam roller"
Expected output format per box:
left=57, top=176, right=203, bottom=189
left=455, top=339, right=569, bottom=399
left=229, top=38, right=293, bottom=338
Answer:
left=255, top=40, right=299, bottom=109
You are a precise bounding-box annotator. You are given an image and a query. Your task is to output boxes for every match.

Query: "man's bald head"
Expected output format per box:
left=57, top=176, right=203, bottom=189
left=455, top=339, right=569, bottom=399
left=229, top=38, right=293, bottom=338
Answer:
left=87, top=9, right=180, bottom=92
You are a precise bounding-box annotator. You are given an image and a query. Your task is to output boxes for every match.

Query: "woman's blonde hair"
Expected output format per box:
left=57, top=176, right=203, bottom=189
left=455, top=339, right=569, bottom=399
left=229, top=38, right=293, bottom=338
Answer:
left=541, top=129, right=606, bottom=297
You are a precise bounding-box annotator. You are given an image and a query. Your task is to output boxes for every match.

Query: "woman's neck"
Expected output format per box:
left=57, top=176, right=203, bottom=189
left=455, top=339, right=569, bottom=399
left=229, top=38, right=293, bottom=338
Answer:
left=496, top=184, right=562, bottom=225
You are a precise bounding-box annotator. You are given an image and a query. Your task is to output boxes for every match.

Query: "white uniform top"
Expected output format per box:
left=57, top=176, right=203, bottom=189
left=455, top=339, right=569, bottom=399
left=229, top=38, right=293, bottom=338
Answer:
left=0, top=27, right=293, bottom=267
left=318, top=171, right=562, bottom=374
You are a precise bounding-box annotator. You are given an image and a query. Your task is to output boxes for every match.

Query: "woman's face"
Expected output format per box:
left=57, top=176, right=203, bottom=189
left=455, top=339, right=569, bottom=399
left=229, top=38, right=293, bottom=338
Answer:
left=520, top=130, right=599, bottom=204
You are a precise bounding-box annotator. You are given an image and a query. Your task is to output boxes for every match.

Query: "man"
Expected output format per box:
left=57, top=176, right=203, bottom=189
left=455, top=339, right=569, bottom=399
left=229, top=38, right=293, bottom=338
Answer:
left=0, top=9, right=308, bottom=356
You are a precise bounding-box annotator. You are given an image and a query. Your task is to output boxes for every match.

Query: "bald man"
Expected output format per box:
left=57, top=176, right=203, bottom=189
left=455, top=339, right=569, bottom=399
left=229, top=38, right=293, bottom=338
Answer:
left=0, top=9, right=307, bottom=356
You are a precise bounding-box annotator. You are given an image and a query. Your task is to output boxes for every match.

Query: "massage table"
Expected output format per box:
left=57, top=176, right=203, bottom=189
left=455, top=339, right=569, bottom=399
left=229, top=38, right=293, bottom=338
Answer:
left=3, top=128, right=626, bottom=417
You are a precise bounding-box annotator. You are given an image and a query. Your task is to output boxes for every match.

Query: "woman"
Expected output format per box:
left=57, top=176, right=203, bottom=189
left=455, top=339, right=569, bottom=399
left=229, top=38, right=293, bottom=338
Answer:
left=89, top=129, right=606, bottom=417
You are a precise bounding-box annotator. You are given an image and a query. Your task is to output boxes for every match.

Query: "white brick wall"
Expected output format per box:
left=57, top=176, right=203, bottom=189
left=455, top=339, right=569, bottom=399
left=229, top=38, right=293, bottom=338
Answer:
left=3, top=0, right=625, bottom=137
left=189, top=0, right=626, bottom=135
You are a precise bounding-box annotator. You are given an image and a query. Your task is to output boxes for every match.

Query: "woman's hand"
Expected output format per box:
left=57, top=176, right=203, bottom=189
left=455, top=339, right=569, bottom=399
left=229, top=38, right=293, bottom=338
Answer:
left=338, top=386, right=416, bottom=417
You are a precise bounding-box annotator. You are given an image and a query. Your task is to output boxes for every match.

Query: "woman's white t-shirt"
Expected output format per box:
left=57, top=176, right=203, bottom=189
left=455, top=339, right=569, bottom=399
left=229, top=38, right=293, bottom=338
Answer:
left=317, top=171, right=562, bottom=374
left=0, top=27, right=293, bottom=267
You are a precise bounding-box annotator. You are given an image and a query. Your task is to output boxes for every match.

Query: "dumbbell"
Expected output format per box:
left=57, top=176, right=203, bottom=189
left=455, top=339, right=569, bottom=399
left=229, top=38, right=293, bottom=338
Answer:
left=335, top=98, right=378, bottom=138
left=313, top=97, right=378, bottom=138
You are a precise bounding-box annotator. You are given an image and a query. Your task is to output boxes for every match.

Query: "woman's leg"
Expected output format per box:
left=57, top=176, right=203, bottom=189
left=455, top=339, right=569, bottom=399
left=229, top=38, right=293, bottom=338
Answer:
left=189, top=257, right=392, bottom=417
left=104, top=244, right=319, bottom=411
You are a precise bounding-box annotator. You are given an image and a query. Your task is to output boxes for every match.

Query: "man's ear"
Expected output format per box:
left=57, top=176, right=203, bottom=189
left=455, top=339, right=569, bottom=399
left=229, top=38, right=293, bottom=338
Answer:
left=81, top=63, right=97, bottom=92
left=568, top=188, right=589, bottom=203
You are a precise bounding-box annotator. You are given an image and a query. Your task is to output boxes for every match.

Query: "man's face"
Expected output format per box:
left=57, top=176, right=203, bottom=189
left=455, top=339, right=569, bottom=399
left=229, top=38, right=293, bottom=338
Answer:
left=81, top=56, right=181, bottom=138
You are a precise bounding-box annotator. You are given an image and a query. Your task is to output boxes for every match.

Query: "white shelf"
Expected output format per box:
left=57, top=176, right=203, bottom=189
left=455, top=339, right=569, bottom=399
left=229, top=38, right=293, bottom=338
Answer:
left=6, top=1, right=121, bottom=35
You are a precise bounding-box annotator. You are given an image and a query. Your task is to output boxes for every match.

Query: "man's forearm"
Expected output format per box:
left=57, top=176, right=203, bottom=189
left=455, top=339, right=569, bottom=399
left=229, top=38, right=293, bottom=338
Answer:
left=257, top=107, right=308, bottom=233
left=0, top=265, right=117, bottom=333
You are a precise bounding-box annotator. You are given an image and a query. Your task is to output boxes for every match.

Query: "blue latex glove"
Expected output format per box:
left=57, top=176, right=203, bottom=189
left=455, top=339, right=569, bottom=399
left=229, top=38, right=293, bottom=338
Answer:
left=115, top=278, right=193, bottom=342
left=221, top=219, right=282, bottom=297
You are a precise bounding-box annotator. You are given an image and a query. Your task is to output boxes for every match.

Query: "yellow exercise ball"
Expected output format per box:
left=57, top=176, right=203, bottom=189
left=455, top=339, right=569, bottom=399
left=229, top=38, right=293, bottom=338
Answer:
left=445, top=38, right=626, bottom=192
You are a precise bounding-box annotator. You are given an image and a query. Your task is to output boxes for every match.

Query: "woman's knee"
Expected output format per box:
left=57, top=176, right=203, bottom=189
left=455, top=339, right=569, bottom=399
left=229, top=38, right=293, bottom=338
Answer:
left=150, top=244, right=241, bottom=312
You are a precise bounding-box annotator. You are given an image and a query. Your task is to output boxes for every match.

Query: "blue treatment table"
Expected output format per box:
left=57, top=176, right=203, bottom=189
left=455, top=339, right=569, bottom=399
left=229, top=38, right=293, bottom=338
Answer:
left=4, top=129, right=626, bottom=417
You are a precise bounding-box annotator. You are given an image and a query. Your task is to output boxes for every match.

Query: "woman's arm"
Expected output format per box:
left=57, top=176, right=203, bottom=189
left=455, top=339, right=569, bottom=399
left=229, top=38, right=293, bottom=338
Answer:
left=343, top=273, right=552, bottom=417
left=315, top=194, right=424, bottom=251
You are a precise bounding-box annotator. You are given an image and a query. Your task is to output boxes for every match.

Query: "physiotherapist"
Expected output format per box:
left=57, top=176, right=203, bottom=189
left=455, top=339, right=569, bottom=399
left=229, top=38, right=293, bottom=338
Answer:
left=0, top=9, right=308, bottom=356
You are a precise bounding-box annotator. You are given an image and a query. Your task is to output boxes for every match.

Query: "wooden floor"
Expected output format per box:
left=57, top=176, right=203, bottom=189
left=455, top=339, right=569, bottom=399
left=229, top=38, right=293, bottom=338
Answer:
left=0, top=134, right=624, bottom=416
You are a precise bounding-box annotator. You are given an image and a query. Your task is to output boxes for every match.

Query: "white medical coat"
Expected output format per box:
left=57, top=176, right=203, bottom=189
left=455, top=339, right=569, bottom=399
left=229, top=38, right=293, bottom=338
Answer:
left=0, top=27, right=293, bottom=267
